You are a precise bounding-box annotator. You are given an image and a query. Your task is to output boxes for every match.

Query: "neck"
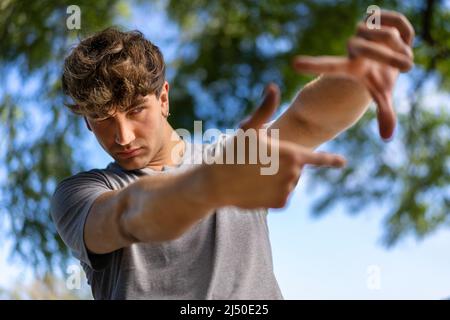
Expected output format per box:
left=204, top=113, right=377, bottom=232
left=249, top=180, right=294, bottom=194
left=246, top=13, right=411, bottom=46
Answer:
left=146, top=123, right=185, bottom=171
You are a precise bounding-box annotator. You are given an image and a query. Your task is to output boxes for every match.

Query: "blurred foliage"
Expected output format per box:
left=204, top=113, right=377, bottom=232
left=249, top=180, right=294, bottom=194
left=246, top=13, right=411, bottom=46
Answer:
left=166, top=0, right=450, bottom=247
left=0, top=0, right=448, bottom=277
left=0, top=272, right=92, bottom=299
left=0, top=0, right=125, bottom=273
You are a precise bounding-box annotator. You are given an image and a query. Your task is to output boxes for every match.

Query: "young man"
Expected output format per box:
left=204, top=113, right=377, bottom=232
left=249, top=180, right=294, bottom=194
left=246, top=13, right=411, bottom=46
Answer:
left=51, top=11, right=414, bottom=299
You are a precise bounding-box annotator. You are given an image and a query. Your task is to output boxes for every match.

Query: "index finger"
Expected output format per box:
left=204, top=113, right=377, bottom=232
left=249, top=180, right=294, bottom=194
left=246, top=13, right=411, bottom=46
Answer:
left=298, top=150, right=347, bottom=168
left=293, top=56, right=350, bottom=76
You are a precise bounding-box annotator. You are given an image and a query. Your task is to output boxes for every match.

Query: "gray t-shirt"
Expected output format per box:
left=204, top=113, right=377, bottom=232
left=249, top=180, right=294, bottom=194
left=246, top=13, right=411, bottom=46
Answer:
left=50, top=136, right=283, bottom=300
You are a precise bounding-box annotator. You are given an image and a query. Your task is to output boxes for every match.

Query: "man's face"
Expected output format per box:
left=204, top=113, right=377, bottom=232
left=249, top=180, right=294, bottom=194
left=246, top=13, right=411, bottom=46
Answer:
left=85, top=82, right=170, bottom=171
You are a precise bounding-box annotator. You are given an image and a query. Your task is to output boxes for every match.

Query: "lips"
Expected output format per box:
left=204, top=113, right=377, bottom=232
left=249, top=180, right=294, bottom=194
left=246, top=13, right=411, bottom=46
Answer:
left=117, top=148, right=142, bottom=159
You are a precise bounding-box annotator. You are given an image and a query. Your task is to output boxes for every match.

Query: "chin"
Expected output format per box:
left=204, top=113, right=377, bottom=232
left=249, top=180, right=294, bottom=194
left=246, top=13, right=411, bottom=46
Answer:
left=116, top=156, right=146, bottom=171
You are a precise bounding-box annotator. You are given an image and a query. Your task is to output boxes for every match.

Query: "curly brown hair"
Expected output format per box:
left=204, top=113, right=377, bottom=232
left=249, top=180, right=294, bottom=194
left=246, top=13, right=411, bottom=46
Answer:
left=62, top=27, right=166, bottom=119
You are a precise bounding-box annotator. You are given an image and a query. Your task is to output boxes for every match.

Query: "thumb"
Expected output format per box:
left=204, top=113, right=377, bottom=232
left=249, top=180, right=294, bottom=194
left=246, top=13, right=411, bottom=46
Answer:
left=240, top=83, right=280, bottom=131
left=293, top=55, right=350, bottom=76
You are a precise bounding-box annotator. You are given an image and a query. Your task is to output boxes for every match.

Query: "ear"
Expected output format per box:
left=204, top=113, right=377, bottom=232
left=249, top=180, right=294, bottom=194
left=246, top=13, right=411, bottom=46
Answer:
left=84, top=116, right=92, bottom=132
left=159, top=81, right=170, bottom=116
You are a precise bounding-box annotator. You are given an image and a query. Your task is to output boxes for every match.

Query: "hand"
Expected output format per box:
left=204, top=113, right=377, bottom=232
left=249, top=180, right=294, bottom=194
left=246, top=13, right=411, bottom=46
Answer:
left=211, top=83, right=347, bottom=209
left=293, top=10, right=415, bottom=140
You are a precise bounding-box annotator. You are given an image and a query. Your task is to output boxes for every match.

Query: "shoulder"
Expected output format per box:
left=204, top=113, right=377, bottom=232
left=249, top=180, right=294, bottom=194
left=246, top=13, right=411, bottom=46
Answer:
left=53, top=168, right=114, bottom=194
left=54, top=162, right=146, bottom=195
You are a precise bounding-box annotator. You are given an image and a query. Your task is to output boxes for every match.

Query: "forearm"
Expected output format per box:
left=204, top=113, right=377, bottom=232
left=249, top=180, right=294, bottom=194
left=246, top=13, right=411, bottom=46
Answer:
left=120, top=164, right=220, bottom=243
left=292, top=75, right=372, bottom=143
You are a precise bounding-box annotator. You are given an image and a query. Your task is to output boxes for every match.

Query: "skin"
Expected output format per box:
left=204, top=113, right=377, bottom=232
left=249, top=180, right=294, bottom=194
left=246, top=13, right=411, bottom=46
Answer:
left=291, top=10, right=415, bottom=141
left=84, top=81, right=185, bottom=172
left=82, top=10, right=414, bottom=254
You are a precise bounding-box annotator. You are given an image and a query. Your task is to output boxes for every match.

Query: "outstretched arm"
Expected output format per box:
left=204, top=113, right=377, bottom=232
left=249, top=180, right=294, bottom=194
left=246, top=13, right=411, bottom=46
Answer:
left=270, top=10, right=415, bottom=149
left=85, top=87, right=346, bottom=254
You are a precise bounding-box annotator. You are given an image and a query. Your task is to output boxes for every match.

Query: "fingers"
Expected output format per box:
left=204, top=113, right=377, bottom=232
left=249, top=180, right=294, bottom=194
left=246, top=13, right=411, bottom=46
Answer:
left=297, top=149, right=347, bottom=168
left=366, top=10, right=415, bottom=46
left=240, top=83, right=280, bottom=131
left=292, top=55, right=350, bottom=76
left=365, top=73, right=396, bottom=140
left=377, top=93, right=396, bottom=141
left=347, top=36, right=413, bottom=72
left=356, top=22, right=413, bottom=60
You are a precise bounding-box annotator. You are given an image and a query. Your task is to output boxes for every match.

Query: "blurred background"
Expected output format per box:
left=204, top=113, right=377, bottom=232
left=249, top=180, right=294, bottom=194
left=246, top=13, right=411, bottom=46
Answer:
left=0, top=0, right=449, bottom=299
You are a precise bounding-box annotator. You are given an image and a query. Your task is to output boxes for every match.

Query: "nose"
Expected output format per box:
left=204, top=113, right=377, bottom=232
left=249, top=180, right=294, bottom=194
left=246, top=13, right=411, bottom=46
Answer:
left=114, top=118, right=135, bottom=146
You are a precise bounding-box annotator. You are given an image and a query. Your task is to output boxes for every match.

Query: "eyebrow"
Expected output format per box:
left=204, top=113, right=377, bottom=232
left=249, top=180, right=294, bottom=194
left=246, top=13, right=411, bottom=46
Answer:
left=90, top=97, right=147, bottom=119
left=131, top=96, right=146, bottom=106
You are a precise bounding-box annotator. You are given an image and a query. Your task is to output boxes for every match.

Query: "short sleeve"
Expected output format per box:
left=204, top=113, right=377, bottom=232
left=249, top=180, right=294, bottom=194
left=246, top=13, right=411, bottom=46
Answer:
left=50, top=170, right=113, bottom=271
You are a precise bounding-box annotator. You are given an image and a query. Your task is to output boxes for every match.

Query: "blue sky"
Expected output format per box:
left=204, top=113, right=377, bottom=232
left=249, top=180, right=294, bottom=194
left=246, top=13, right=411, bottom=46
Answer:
left=1, top=1, right=449, bottom=299
left=269, top=175, right=450, bottom=299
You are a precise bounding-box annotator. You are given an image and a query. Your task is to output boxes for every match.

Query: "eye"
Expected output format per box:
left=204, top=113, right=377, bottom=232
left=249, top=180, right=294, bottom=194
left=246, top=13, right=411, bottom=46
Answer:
left=93, top=116, right=110, bottom=122
left=129, top=107, right=145, bottom=115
